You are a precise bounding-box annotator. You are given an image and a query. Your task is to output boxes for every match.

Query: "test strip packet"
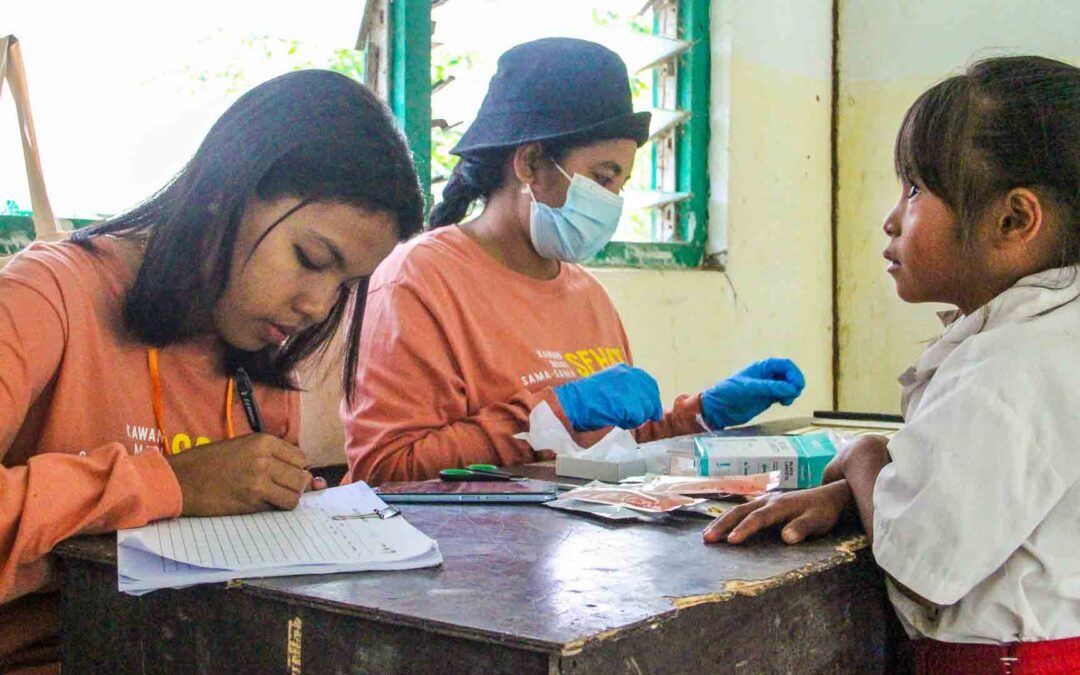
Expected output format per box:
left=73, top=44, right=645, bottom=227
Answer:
left=637, top=472, right=780, bottom=497
left=558, top=485, right=702, bottom=513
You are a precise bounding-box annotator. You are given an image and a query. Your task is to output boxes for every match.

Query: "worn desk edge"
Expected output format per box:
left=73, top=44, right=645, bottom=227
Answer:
left=57, top=417, right=881, bottom=657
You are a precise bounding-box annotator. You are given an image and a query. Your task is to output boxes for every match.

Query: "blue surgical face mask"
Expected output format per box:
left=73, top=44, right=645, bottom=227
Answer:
left=527, top=162, right=624, bottom=263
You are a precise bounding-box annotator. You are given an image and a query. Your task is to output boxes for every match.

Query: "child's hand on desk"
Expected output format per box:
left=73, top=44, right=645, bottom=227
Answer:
left=165, top=434, right=321, bottom=516
left=702, top=481, right=853, bottom=546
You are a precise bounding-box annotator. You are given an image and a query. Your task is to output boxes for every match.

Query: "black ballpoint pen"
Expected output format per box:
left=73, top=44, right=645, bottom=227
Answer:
left=234, top=367, right=264, bottom=433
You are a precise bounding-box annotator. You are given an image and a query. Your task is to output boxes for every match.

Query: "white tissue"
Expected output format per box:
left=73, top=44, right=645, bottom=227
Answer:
left=514, top=402, right=644, bottom=463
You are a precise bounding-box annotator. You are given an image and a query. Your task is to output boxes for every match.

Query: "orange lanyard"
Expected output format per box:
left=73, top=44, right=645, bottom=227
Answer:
left=147, top=347, right=236, bottom=454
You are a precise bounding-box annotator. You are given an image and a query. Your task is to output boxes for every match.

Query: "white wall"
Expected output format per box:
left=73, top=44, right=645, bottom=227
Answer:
left=597, top=0, right=835, bottom=419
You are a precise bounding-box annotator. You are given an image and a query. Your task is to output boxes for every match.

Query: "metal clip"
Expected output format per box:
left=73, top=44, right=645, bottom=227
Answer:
left=332, top=505, right=401, bottom=521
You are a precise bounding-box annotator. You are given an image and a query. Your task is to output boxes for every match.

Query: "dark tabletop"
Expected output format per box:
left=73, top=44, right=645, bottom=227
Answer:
left=55, top=417, right=871, bottom=650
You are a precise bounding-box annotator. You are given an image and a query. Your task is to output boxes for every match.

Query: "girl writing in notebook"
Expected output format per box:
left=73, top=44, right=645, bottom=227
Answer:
left=0, top=70, right=423, bottom=672
left=706, top=56, right=1080, bottom=672
left=342, top=38, right=805, bottom=486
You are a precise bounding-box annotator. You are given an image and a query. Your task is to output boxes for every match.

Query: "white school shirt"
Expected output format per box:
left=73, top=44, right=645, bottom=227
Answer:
left=873, top=265, right=1080, bottom=644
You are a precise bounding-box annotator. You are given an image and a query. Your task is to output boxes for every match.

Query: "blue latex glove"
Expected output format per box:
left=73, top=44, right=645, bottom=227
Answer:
left=554, top=364, right=664, bottom=432
left=702, top=358, right=806, bottom=429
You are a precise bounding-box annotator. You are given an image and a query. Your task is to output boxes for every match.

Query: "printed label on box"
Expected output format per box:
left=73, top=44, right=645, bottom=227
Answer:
left=692, top=433, right=837, bottom=489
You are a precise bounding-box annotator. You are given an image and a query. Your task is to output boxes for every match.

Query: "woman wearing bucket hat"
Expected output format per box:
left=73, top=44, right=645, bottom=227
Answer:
left=341, top=38, right=804, bottom=485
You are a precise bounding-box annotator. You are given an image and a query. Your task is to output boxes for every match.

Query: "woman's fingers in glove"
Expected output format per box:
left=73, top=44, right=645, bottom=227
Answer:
left=742, top=358, right=805, bottom=390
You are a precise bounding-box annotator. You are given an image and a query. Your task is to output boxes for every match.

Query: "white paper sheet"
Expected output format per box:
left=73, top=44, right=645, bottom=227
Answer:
left=117, top=482, right=441, bottom=595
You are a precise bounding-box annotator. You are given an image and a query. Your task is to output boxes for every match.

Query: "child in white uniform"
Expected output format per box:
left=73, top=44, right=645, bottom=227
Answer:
left=703, top=55, right=1080, bottom=673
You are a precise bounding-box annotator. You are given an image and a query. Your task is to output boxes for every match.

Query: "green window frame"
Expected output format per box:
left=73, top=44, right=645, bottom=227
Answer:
left=375, top=0, right=711, bottom=270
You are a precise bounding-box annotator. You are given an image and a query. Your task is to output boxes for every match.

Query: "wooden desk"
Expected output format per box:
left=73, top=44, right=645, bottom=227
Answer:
left=55, top=420, right=896, bottom=673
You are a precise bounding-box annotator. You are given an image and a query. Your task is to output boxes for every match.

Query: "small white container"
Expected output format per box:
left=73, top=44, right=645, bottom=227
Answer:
left=555, top=455, right=648, bottom=482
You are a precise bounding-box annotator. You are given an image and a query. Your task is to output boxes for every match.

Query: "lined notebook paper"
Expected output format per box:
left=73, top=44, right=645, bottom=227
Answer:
left=117, top=482, right=441, bottom=595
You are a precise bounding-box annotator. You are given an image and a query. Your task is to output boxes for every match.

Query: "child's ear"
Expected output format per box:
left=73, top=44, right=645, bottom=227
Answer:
left=996, top=188, right=1044, bottom=246
left=512, top=144, right=544, bottom=186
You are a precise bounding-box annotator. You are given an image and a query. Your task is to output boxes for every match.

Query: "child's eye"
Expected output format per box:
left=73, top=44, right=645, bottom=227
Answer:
left=294, top=246, right=324, bottom=272
left=907, top=183, right=921, bottom=199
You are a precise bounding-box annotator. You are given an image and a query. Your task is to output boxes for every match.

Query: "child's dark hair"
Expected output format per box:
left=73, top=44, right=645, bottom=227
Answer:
left=895, top=55, right=1080, bottom=267
left=73, top=70, right=424, bottom=399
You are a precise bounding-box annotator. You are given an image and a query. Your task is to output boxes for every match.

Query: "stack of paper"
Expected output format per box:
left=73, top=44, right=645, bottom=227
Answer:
left=117, top=482, right=442, bottom=595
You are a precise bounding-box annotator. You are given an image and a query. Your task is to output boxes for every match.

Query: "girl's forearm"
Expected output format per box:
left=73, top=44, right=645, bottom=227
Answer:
left=841, top=436, right=891, bottom=540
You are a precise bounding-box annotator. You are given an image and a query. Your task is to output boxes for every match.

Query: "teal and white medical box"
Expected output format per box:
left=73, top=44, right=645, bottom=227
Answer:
left=691, top=432, right=837, bottom=489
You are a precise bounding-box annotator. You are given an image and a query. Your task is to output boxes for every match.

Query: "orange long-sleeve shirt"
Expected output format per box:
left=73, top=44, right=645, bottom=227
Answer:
left=0, top=238, right=298, bottom=671
left=342, top=226, right=702, bottom=486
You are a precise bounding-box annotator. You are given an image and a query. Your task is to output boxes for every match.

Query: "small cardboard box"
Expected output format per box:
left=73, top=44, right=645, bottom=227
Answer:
left=692, top=432, right=837, bottom=489
left=555, top=455, right=648, bottom=483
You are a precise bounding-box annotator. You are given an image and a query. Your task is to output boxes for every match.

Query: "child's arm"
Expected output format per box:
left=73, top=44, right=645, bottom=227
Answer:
left=832, top=437, right=937, bottom=609
left=833, top=435, right=891, bottom=539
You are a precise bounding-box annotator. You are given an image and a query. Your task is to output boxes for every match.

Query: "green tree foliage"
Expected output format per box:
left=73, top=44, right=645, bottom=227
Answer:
left=430, top=50, right=476, bottom=186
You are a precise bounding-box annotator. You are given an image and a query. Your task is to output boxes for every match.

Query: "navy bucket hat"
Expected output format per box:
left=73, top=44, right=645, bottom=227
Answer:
left=452, top=37, right=652, bottom=159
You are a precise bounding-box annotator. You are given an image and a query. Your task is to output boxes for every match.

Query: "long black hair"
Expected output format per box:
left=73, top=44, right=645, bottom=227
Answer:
left=895, top=55, right=1080, bottom=267
left=73, top=70, right=424, bottom=397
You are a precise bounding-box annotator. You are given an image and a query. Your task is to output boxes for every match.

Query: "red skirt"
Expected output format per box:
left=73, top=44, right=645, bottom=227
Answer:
left=908, top=636, right=1080, bottom=674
